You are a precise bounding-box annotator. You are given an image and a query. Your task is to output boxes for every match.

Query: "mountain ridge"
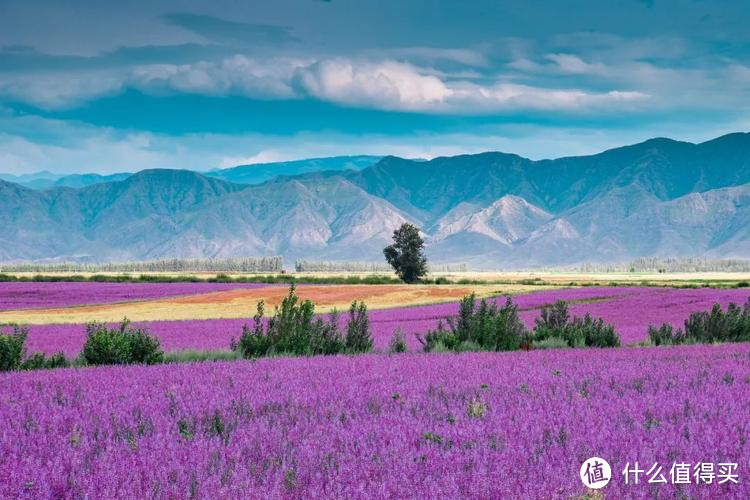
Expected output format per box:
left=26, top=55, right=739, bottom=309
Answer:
left=1, top=132, right=750, bottom=268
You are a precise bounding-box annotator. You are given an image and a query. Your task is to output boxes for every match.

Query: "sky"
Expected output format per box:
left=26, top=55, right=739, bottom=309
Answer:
left=1, top=0, right=749, bottom=174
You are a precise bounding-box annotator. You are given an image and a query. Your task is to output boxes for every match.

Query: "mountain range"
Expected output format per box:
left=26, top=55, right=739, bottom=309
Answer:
left=1, top=133, right=749, bottom=268
left=0, top=155, right=382, bottom=190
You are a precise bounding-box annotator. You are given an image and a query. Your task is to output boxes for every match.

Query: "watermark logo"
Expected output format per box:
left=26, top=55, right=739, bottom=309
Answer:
left=581, top=457, right=611, bottom=489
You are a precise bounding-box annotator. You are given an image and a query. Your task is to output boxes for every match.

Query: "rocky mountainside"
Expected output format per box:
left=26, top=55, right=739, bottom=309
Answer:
left=1, top=133, right=749, bottom=268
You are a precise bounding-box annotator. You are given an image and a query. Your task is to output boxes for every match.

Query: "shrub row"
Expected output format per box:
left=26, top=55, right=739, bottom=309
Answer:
left=1, top=320, right=166, bottom=372
left=418, top=295, right=620, bottom=353
left=0, top=325, right=69, bottom=371
left=231, top=284, right=374, bottom=358
left=534, top=300, right=620, bottom=348
left=649, top=298, right=750, bottom=345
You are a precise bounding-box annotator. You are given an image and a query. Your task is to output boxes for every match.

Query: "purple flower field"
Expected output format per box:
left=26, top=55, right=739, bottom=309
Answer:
left=1, top=345, right=748, bottom=498
left=22, top=287, right=750, bottom=356
left=0, top=282, right=271, bottom=311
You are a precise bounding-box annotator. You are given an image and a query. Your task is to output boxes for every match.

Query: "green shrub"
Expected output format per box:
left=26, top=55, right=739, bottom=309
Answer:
left=573, top=314, right=621, bottom=347
left=346, top=301, right=373, bottom=353
left=648, top=299, right=750, bottom=346
left=164, top=349, right=243, bottom=363
left=419, top=294, right=527, bottom=352
left=0, top=324, right=28, bottom=371
left=82, top=319, right=164, bottom=365
left=648, top=323, right=684, bottom=346
left=534, top=301, right=570, bottom=336
left=231, top=284, right=370, bottom=358
left=737, top=281, right=749, bottom=288
left=455, top=340, right=483, bottom=352
left=532, top=302, right=620, bottom=348
left=20, top=352, right=69, bottom=370
left=419, top=321, right=460, bottom=352
left=533, top=336, right=570, bottom=350
left=388, top=329, right=408, bottom=353
left=1, top=324, right=69, bottom=371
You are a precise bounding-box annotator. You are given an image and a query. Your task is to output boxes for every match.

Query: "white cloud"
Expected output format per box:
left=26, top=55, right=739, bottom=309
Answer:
left=545, top=54, right=607, bottom=75
left=292, top=58, right=647, bottom=113
left=130, top=55, right=309, bottom=99
left=294, top=59, right=453, bottom=111
left=0, top=72, right=123, bottom=109
left=0, top=53, right=650, bottom=114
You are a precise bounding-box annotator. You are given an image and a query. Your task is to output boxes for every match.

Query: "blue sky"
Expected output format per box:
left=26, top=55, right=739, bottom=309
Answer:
left=1, top=0, right=749, bottom=174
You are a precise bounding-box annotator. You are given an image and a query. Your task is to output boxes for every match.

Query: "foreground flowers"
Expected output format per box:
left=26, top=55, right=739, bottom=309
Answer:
left=1, top=345, right=748, bottom=498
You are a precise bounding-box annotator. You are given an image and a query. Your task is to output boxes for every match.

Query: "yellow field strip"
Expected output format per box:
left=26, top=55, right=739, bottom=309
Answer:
left=0, top=284, right=559, bottom=325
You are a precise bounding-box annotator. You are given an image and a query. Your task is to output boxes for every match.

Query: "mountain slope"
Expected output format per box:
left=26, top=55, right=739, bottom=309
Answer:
left=2, top=133, right=750, bottom=267
left=346, top=133, right=750, bottom=223
left=207, top=155, right=382, bottom=185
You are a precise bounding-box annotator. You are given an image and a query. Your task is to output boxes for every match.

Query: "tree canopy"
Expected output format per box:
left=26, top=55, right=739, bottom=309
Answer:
left=383, top=223, right=428, bottom=283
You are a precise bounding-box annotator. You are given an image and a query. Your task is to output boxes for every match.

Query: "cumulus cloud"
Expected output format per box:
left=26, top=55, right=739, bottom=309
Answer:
left=294, top=59, right=647, bottom=113
left=0, top=72, right=123, bottom=109
left=294, top=59, right=453, bottom=111
left=130, top=55, right=308, bottom=99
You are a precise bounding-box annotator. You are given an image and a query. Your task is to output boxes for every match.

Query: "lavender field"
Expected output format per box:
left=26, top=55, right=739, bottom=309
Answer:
left=0, top=282, right=270, bottom=311
left=1, top=345, right=748, bottom=498
left=19, top=286, right=750, bottom=355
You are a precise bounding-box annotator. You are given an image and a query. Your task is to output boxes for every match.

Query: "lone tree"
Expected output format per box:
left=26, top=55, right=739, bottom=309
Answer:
left=384, top=223, right=428, bottom=283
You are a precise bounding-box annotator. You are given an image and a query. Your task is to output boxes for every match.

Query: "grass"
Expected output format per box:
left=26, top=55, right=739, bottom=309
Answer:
left=164, top=349, right=243, bottom=363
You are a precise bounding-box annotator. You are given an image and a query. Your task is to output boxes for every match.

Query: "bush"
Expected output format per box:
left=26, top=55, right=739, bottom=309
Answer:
left=419, top=294, right=528, bottom=352
left=533, top=336, right=570, bottom=350
left=0, top=324, right=28, bottom=371
left=164, top=349, right=243, bottom=363
left=419, top=321, right=460, bottom=352
left=534, top=301, right=570, bottom=334
left=648, top=323, right=685, bottom=346
left=533, top=301, right=620, bottom=348
left=572, top=314, right=621, bottom=348
left=82, top=319, right=164, bottom=365
left=346, top=301, right=373, bottom=353
left=650, top=299, right=750, bottom=345
left=1, top=324, right=70, bottom=371
left=388, top=329, right=408, bottom=353
left=232, top=284, right=372, bottom=358
left=20, top=352, right=69, bottom=370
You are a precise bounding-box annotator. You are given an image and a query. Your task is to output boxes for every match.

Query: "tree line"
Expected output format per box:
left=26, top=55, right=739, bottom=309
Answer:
left=0, top=257, right=283, bottom=274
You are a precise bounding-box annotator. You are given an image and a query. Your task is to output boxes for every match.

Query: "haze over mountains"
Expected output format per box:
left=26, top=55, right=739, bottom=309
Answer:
left=1, top=133, right=749, bottom=269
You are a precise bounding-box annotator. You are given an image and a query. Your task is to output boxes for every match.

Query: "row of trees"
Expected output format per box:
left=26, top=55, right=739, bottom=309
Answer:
left=578, top=257, right=750, bottom=273
left=0, top=257, right=284, bottom=274
left=295, top=259, right=467, bottom=274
